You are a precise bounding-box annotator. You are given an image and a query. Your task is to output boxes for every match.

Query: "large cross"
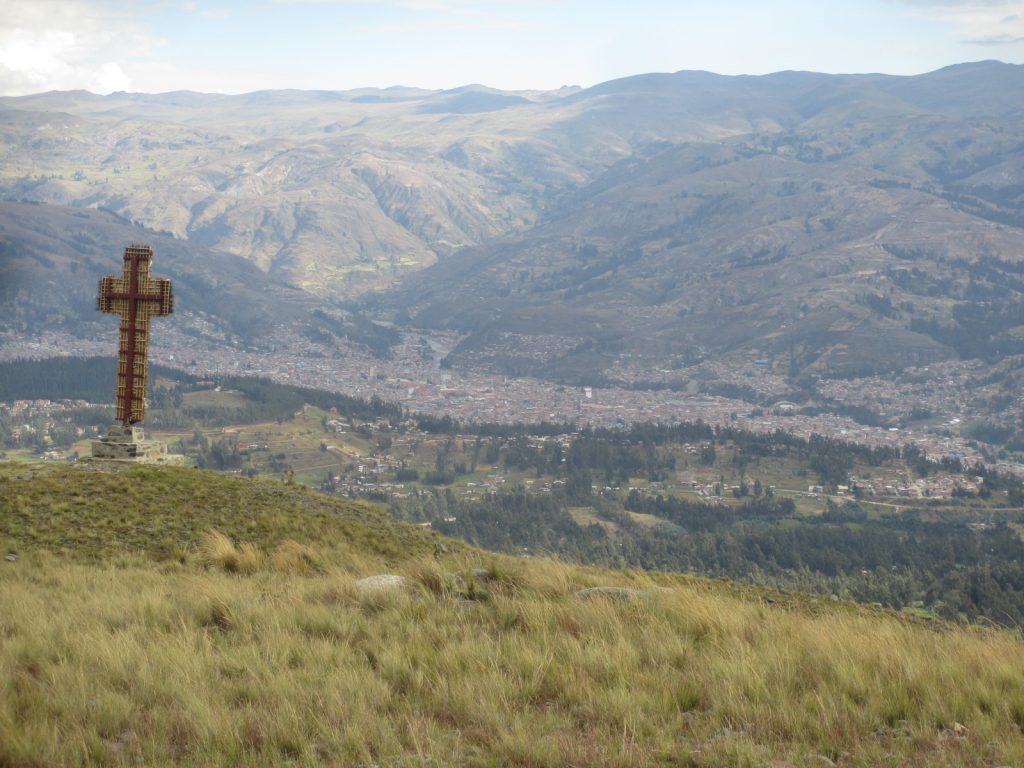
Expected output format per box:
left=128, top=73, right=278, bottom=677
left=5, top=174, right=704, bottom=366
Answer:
left=97, top=244, right=173, bottom=425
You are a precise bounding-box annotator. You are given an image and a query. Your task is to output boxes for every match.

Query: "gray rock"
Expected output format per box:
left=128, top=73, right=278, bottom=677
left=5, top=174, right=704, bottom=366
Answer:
left=353, top=574, right=408, bottom=593
left=4, top=553, right=16, bottom=562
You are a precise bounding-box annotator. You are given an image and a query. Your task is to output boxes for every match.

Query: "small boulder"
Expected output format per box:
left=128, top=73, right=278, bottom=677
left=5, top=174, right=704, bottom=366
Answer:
left=4, top=553, right=16, bottom=563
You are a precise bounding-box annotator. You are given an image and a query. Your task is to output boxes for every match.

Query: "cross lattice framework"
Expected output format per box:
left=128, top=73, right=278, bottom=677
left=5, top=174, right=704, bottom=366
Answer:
left=97, top=244, right=173, bottom=425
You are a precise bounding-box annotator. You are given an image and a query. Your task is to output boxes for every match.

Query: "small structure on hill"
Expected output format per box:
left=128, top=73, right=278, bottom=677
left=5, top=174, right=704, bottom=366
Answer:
left=90, top=244, right=183, bottom=464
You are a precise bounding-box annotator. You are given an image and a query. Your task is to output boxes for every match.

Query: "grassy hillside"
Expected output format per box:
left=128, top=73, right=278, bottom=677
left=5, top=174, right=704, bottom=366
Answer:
left=0, top=462, right=441, bottom=563
left=1, top=462, right=1023, bottom=767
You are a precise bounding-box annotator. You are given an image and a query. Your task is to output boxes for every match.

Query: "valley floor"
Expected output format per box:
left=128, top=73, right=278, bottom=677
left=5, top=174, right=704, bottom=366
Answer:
left=4, top=329, right=1013, bottom=476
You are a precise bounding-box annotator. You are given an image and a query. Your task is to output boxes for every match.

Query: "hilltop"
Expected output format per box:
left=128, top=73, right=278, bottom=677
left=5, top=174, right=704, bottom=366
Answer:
left=0, top=461, right=442, bottom=563
left=1, top=461, right=1023, bottom=766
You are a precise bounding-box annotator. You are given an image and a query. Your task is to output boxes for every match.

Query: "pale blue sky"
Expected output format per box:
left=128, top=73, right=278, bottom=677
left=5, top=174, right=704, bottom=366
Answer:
left=1, top=0, right=1022, bottom=95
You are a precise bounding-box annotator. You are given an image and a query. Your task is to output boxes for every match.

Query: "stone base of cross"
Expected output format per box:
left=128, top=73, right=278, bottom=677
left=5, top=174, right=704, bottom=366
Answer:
left=90, top=424, right=185, bottom=464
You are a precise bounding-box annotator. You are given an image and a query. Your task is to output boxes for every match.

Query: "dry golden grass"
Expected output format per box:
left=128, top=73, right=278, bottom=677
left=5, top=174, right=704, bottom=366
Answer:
left=2, top=462, right=1023, bottom=766
left=1, top=543, right=1023, bottom=768
left=200, top=529, right=264, bottom=574
left=270, top=539, right=323, bottom=575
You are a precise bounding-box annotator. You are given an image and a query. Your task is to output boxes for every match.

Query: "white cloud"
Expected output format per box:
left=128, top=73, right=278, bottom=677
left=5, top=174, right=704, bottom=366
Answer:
left=966, top=33, right=1024, bottom=43
left=951, top=6, right=1024, bottom=46
left=894, top=0, right=1024, bottom=47
left=0, top=1, right=155, bottom=96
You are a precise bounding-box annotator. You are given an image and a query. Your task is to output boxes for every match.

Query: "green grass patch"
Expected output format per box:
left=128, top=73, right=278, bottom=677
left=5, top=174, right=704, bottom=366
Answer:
left=0, top=462, right=450, bottom=563
left=181, top=389, right=251, bottom=409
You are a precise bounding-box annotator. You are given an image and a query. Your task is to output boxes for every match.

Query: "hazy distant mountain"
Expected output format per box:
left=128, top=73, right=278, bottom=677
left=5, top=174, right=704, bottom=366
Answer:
left=2, top=61, right=1024, bottom=378
left=0, top=82, right=594, bottom=298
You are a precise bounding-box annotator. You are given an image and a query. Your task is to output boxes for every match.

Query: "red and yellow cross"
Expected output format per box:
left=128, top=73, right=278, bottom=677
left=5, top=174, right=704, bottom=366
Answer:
left=97, top=244, right=174, bottom=424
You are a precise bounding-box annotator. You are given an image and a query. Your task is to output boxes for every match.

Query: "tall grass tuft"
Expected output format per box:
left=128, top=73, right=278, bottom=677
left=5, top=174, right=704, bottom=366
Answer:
left=270, top=540, right=323, bottom=575
left=200, top=529, right=263, bottom=574
left=400, top=557, right=448, bottom=596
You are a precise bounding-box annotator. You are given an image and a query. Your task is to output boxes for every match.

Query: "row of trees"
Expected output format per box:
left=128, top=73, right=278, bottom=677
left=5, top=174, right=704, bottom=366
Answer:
left=0, top=356, right=193, bottom=403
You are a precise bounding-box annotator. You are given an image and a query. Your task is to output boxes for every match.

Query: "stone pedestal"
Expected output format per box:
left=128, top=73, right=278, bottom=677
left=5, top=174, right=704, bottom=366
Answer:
left=90, top=424, right=185, bottom=465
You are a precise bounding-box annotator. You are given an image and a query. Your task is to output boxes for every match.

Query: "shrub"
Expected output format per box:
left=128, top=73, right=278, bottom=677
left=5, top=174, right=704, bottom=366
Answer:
left=400, top=558, right=446, bottom=596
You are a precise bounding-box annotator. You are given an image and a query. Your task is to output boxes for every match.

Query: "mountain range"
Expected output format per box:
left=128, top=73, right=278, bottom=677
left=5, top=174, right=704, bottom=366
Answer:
left=2, top=61, right=1024, bottom=381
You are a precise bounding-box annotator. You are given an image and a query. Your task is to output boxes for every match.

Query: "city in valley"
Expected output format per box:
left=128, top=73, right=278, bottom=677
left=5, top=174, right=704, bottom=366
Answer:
left=4, top=318, right=1023, bottom=504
